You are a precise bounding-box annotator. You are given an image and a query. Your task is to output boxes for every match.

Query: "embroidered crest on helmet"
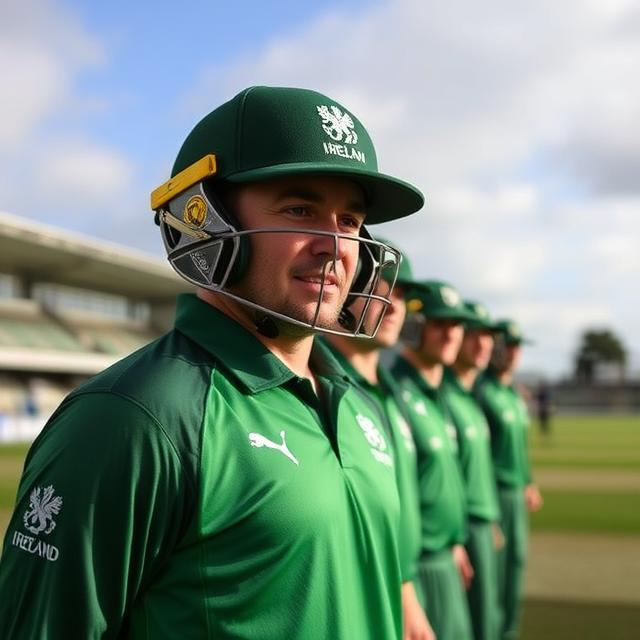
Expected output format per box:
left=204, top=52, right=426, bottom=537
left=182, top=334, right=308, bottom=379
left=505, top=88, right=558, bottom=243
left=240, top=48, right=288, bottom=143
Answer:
left=440, top=286, right=461, bottom=307
left=183, top=195, right=208, bottom=228
left=474, top=304, right=488, bottom=318
left=316, top=105, right=359, bottom=144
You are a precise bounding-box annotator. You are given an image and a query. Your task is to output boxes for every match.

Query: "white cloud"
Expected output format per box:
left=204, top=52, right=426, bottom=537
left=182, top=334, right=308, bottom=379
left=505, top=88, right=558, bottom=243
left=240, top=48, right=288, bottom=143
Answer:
left=34, top=141, right=133, bottom=202
left=0, top=0, right=104, bottom=150
left=0, top=0, right=138, bottom=237
left=0, top=43, right=67, bottom=147
left=428, top=184, right=539, bottom=224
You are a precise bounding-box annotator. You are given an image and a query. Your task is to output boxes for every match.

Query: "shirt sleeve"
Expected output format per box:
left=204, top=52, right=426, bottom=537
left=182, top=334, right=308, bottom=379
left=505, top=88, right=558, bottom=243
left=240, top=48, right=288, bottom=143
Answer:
left=0, top=391, right=191, bottom=640
left=395, top=469, right=418, bottom=584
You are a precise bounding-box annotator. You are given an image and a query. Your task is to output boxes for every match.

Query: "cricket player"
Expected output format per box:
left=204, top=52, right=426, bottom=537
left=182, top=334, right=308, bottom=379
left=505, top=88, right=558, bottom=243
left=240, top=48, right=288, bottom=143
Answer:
left=475, top=319, right=543, bottom=640
left=391, top=280, right=475, bottom=640
left=441, top=301, right=501, bottom=640
left=0, top=86, right=424, bottom=639
left=324, top=243, right=435, bottom=640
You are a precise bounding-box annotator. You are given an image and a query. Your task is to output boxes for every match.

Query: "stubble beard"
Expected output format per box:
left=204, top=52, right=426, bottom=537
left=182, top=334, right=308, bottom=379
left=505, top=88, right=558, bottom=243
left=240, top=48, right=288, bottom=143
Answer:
left=236, top=279, right=347, bottom=336
left=279, top=292, right=346, bottom=333
left=229, top=249, right=355, bottom=335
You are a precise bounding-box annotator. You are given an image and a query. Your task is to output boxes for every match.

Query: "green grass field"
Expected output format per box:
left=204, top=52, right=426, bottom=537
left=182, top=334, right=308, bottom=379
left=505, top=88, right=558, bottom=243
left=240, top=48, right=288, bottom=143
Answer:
left=1, top=415, right=639, bottom=638
left=528, top=415, right=640, bottom=538
left=523, top=415, right=640, bottom=639
left=521, top=599, right=640, bottom=640
left=530, top=489, right=640, bottom=534
left=530, top=415, right=640, bottom=470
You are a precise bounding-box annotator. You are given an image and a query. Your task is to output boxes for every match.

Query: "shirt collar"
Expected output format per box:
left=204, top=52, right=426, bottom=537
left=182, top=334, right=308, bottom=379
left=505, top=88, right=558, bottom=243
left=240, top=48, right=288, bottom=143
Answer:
left=174, top=294, right=347, bottom=393
left=482, top=368, right=513, bottom=390
left=309, top=337, right=353, bottom=383
left=443, top=367, right=469, bottom=396
left=320, top=341, right=405, bottom=405
left=393, top=354, right=439, bottom=400
left=320, top=339, right=372, bottom=390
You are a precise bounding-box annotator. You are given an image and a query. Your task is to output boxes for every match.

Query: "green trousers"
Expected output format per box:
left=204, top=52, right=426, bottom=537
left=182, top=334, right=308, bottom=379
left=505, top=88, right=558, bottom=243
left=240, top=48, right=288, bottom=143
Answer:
left=416, top=547, right=473, bottom=640
left=466, top=518, right=500, bottom=640
left=496, top=486, right=528, bottom=640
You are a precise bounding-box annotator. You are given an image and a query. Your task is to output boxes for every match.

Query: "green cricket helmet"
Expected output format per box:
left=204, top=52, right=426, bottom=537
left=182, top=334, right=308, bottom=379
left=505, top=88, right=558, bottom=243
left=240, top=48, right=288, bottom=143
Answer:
left=462, top=300, right=496, bottom=332
left=396, top=254, right=414, bottom=285
left=493, top=319, right=533, bottom=345
left=400, top=280, right=474, bottom=347
left=404, top=280, right=475, bottom=321
left=167, top=86, right=424, bottom=223
left=373, top=236, right=414, bottom=285
left=150, top=86, right=423, bottom=338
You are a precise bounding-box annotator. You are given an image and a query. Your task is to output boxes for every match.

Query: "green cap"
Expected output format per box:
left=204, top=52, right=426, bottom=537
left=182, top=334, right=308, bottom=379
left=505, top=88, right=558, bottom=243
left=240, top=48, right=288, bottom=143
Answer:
left=404, top=280, right=474, bottom=321
left=172, top=86, right=424, bottom=225
left=462, top=300, right=496, bottom=331
left=493, top=319, right=533, bottom=345
left=374, top=236, right=413, bottom=284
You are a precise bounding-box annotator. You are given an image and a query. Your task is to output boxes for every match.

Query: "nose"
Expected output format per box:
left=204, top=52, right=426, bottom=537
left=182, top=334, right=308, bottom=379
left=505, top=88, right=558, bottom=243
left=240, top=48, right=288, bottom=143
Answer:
left=309, top=229, right=349, bottom=263
left=443, top=321, right=461, bottom=338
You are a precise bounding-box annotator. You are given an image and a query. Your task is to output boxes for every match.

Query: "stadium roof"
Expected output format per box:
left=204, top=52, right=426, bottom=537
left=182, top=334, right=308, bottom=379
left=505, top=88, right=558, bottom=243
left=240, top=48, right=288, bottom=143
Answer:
left=0, top=211, right=189, bottom=301
left=0, top=346, right=120, bottom=375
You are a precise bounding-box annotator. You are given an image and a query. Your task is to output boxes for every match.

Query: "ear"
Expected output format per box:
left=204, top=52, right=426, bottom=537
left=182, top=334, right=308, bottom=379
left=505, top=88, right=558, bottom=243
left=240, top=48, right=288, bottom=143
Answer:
left=401, top=314, right=425, bottom=349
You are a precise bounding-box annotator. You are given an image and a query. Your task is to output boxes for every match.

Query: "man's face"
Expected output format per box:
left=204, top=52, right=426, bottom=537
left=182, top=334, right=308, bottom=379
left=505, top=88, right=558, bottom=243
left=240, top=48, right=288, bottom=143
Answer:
left=375, top=283, right=407, bottom=348
left=504, top=343, right=522, bottom=372
left=492, top=341, right=522, bottom=374
left=229, top=175, right=366, bottom=333
left=458, top=329, right=494, bottom=370
left=347, top=279, right=406, bottom=347
left=419, top=318, right=464, bottom=366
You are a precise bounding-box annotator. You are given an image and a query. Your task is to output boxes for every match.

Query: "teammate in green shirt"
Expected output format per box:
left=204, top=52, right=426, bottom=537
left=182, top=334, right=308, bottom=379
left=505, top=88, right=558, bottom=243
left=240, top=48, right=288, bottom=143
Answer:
left=475, top=319, right=543, bottom=640
left=325, top=243, right=435, bottom=640
left=0, top=86, right=425, bottom=639
left=391, top=280, right=475, bottom=640
left=442, top=301, right=501, bottom=640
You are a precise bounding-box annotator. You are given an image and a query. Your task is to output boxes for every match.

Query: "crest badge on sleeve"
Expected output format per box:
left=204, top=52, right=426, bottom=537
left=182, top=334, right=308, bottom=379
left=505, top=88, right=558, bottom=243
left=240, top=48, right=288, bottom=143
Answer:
left=11, top=484, right=63, bottom=562
left=23, top=485, right=63, bottom=535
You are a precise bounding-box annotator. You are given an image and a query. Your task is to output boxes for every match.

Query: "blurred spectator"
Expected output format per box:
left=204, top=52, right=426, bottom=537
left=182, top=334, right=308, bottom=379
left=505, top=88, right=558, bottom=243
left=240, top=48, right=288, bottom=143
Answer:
left=535, top=383, right=552, bottom=439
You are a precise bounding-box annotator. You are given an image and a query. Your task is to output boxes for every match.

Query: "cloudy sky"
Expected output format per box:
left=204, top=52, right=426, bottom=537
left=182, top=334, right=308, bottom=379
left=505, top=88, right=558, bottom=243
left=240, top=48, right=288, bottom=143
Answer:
left=1, top=0, right=638, bottom=377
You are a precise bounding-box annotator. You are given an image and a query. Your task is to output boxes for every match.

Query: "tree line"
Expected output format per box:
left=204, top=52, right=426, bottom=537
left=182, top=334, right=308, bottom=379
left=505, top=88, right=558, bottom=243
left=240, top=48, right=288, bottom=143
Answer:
left=574, top=329, right=627, bottom=383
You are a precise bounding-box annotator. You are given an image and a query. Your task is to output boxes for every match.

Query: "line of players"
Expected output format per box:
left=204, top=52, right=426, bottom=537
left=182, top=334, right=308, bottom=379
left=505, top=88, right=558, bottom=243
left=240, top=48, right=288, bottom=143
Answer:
left=325, top=242, right=543, bottom=640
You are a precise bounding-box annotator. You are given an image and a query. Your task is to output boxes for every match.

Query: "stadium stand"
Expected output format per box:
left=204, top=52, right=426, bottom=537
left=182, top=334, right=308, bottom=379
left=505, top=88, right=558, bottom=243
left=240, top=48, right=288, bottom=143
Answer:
left=0, top=211, right=189, bottom=441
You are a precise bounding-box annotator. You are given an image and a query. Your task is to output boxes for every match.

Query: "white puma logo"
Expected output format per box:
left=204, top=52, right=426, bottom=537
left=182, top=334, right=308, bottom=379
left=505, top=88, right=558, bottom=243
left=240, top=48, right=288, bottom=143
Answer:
left=248, top=430, right=300, bottom=466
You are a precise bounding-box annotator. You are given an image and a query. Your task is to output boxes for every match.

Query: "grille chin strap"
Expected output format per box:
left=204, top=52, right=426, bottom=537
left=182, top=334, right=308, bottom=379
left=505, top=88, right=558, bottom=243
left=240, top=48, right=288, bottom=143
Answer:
left=179, top=230, right=399, bottom=340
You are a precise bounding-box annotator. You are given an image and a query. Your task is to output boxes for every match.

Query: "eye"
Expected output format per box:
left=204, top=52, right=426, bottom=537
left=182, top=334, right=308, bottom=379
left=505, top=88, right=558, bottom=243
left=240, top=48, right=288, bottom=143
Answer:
left=284, top=205, right=310, bottom=218
left=339, top=214, right=364, bottom=232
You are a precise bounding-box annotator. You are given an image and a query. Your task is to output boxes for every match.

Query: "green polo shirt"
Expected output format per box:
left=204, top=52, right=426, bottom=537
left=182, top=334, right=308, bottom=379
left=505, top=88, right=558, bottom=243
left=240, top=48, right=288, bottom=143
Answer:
left=441, top=369, right=500, bottom=523
left=325, top=343, right=421, bottom=582
left=475, top=370, right=532, bottom=488
left=391, top=356, right=467, bottom=554
left=0, top=294, right=402, bottom=640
